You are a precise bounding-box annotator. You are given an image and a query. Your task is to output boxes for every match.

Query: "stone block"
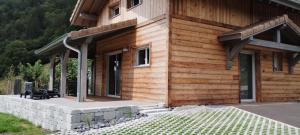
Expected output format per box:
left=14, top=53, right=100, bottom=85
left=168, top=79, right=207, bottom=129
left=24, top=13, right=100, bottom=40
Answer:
left=103, top=111, right=115, bottom=120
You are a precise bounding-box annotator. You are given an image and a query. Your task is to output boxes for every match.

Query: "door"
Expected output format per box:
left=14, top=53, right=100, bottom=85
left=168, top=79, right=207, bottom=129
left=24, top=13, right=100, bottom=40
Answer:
left=240, top=52, right=256, bottom=102
left=107, top=52, right=122, bottom=97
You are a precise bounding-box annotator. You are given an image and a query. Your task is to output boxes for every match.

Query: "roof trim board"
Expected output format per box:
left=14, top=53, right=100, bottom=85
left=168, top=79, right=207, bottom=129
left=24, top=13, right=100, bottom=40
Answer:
left=219, top=15, right=300, bottom=42
left=35, top=19, right=137, bottom=56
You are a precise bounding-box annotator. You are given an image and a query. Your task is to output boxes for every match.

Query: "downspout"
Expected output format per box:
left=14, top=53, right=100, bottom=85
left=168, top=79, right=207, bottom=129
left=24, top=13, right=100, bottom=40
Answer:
left=63, top=36, right=83, bottom=102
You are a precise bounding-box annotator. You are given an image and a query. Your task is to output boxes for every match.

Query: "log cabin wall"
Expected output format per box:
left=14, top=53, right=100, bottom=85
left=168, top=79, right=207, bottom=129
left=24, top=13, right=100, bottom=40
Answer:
left=259, top=51, right=300, bottom=102
left=95, top=18, right=169, bottom=103
left=168, top=17, right=240, bottom=106
left=170, top=0, right=300, bottom=27
left=168, top=0, right=300, bottom=106
left=97, top=0, right=168, bottom=26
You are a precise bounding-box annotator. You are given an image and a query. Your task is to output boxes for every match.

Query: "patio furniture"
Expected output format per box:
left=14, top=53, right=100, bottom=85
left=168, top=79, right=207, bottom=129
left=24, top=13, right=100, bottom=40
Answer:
left=20, top=82, right=33, bottom=98
left=47, top=88, right=61, bottom=98
left=20, top=82, right=49, bottom=99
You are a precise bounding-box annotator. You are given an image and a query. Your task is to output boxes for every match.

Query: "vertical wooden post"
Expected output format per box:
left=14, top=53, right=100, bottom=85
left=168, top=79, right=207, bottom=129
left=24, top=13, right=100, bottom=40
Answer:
left=60, top=50, right=70, bottom=97
left=49, top=56, right=56, bottom=90
left=80, top=43, right=88, bottom=101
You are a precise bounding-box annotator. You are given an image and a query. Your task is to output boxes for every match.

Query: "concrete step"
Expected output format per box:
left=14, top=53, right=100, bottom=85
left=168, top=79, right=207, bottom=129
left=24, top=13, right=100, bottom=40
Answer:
left=139, top=108, right=170, bottom=115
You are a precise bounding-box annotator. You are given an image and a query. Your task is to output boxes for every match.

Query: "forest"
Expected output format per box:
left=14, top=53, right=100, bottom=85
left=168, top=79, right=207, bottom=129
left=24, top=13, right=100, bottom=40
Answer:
left=0, top=0, right=79, bottom=78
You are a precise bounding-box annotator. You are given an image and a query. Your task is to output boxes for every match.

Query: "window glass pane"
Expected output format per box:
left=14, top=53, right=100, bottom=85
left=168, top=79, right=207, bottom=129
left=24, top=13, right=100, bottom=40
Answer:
left=110, top=5, right=119, bottom=17
left=138, top=49, right=146, bottom=65
left=146, top=48, right=149, bottom=64
left=133, top=0, right=140, bottom=6
left=273, top=52, right=283, bottom=71
left=114, top=7, right=119, bottom=15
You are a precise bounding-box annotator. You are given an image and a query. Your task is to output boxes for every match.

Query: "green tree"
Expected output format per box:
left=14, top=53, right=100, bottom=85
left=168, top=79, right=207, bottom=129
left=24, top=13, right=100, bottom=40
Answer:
left=0, top=0, right=79, bottom=77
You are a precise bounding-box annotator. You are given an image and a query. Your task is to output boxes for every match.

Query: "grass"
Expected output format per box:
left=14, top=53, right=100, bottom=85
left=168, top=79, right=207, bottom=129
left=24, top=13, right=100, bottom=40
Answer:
left=0, top=112, right=50, bottom=135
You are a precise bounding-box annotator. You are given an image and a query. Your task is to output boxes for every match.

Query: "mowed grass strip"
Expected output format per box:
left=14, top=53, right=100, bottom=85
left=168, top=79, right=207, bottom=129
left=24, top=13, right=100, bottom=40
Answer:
left=0, top=112, right=50, bottom=135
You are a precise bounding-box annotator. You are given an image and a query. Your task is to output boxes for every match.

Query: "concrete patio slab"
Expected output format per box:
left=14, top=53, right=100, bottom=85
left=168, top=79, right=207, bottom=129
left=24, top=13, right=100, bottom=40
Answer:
left=236, top=102, right=300, bottom=128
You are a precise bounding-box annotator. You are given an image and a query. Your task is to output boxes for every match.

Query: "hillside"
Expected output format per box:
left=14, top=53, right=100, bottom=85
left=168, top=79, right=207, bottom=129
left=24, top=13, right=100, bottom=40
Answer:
left=0, top=0, right=79, bottom=77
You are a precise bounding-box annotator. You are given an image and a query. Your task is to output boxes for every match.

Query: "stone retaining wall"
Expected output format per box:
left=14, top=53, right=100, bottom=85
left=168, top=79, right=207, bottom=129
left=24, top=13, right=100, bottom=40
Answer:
left=0, top=96, right=138, bottom=131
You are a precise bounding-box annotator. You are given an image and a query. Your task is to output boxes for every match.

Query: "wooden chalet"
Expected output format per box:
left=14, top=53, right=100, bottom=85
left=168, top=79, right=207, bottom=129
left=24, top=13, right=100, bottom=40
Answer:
left=35, top=0, right=300, bottom=106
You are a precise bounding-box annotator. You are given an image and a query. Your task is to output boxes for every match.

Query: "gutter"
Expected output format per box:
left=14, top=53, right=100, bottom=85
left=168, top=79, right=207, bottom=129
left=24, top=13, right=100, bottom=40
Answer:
left=63, top=36, right=83, bottom=102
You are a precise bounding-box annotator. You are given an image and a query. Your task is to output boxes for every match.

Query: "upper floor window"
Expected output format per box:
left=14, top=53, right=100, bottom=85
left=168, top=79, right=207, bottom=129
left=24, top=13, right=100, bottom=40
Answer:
left=135, top=46, right=150, bottom=67
left=109, top=2, right=120, bottom=18
left=273, top=52, right=283, bottom=72
left=127, top=0, right=142, bottom=9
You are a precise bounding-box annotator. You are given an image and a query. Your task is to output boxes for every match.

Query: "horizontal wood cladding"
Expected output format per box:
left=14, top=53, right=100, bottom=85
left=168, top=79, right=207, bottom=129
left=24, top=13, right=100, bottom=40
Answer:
left=97, top=0, right=167, bottom=26
left=170, top=0, right=300, bottom=27
left=170, top=0, right=253, bottom=27
left=95, top=19, right=168, bottom=103
left=259, top=52, right=300, bottom=102
left=169, top=17, right=240, bottom=106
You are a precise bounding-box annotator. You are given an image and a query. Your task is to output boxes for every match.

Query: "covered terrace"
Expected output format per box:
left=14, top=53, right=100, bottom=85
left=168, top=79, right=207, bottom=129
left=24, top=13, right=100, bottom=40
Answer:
left=35, top=19, right=137, bottom=102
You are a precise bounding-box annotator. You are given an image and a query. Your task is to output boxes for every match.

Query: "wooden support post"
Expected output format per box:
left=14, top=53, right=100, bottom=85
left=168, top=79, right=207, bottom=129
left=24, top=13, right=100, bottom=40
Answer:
left=60, top=50, right=70, bottom=97
left=78, top=38, right=92, bottom=102
left=225, top=39, right=250, bottom=70
left=49, top=56, right=56, bottom=90
left=288, top=53, right=300, bottom=74
left=274, top=29, right=281, bottom=43
left=80, top=44, right=88, bottom=102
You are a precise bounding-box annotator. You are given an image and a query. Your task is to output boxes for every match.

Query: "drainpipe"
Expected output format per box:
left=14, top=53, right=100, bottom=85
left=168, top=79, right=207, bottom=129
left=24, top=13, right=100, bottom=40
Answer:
left=63, top=36, right=83, bottom=102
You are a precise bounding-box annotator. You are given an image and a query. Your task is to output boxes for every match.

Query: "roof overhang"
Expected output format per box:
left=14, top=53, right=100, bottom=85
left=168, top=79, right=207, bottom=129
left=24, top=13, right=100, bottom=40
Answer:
left=69, top=19, right=137, bottom=40
left=34, top=34, right=68, bottom=56
left=219, top=15, right=300, bottom=42
left=218, top=14, right=300, bottom=73
left=35, top=19, right=137, bottom=56
left=270, top=0, right=300, bottom=11
left=70, top=0, right=108, bottom=27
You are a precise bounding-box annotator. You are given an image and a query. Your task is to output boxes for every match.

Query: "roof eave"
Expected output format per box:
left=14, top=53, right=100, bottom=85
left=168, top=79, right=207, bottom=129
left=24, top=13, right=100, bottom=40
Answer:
left=34, top=34, right=68, bottom=55
left=270, top=0, right=300, bottom=11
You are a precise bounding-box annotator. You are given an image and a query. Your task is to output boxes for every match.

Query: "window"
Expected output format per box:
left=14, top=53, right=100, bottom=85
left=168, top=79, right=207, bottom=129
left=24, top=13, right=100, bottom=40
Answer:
left=127, top=0, right=142, bottom=9
left=109, top=3, right=120, bottom=18
left=273, top=52, right=283, bottom=72
left=135, top=46, right=150, bottom=67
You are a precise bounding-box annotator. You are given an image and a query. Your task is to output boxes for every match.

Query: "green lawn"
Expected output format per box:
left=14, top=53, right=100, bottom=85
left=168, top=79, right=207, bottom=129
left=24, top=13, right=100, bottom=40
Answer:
left=0, top=113, right=50, bottom=135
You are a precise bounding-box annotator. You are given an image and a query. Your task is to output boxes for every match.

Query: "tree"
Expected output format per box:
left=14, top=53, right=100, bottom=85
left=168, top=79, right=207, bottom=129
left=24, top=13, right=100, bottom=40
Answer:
left=0, top=0, right=79, bottom=78
left=18, top=60, right=48, bottom=88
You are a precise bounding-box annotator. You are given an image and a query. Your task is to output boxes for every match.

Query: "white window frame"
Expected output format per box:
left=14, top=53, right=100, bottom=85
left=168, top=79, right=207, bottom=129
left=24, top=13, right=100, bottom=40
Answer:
left=135, top=46, right=150, bottom=67
left=127, top=0, right=142, bottom=10
left=109, top=2, right=120, bottom=19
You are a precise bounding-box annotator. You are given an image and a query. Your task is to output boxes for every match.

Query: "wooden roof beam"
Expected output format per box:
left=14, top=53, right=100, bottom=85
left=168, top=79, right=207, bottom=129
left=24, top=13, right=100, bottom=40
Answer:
left=249, top=37, right=300, bottom=52
left=79, top=12, right=97, bottom=21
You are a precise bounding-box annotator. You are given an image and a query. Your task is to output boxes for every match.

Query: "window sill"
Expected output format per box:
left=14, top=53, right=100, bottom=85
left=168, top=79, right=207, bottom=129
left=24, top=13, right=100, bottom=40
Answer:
left=134, top=64, right=150, bottom=68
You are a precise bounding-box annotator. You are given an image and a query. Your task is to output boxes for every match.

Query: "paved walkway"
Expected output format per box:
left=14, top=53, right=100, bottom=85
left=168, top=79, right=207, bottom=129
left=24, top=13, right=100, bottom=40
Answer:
left=236, top=102, right=300, bottom=128
left=55, top=106, right=300, bottom=135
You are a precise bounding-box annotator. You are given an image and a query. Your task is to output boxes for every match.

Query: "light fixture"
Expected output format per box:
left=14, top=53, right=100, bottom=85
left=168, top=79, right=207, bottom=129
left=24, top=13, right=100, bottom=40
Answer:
left=123, top=47, right=129, bottom=52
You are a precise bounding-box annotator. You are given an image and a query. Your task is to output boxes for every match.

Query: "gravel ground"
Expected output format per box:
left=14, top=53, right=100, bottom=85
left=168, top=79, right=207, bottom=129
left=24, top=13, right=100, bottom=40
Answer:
left=53, top=106, right=300, bottom=135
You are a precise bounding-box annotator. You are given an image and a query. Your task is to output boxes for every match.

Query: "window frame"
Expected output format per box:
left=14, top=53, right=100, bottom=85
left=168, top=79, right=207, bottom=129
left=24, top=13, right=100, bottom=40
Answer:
left=134, top=45, right=151, bottom=68
left=109, top=2, right=121, bottom=19
left=272, top=52, right=283, bottom=72
left=127, top=0, right=142, bottom=10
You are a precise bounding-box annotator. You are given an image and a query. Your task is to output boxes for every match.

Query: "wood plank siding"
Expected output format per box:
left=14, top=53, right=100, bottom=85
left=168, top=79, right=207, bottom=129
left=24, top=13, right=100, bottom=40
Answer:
left=170, top=0, right=300, bottom=27
left=168, top=0, right=300, bottom=106
left=168, top=17, right=240, bottom=106
left=89, top=0, right=300, bottom=106
left=97, top=0, right=168, bottom=26
left=259, top=51, right=300, bottom=102
left=95, top=18, right=169, bottom=103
